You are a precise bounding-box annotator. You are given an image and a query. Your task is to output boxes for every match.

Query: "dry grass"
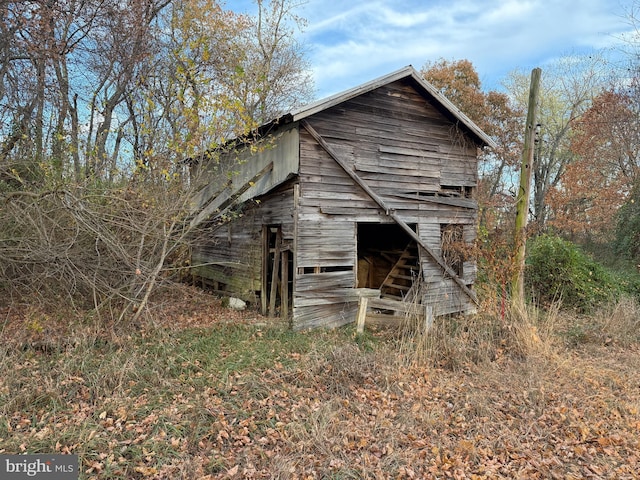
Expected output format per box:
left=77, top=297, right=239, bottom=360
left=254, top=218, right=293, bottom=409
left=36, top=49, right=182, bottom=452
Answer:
left=396, top=296, right=585, bottom=371
left=592, top=296, right=640, bottom=346
left=1, top=290, right=639, bottom=478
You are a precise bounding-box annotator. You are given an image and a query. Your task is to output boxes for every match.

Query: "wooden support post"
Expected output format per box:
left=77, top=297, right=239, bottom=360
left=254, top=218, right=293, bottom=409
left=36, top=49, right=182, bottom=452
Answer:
left=356, top=296, right=368, bottom=334
left=268, top=229, right=282, bottom=317
left=423, top=305, right=433, bottom=332
left=511, top=68, right=542, bottom=307
left=280, top=250, right=289, bottom=320
left=261, top=226, right=268, bottom=316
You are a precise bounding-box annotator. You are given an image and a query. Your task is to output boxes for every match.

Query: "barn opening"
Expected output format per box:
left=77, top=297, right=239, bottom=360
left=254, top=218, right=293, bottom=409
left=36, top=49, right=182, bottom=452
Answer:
left=356, top=223, right=420, bottom=300
left=262, top=225, right=293, bottom=317
left=440, top=223, right=465, bottom=277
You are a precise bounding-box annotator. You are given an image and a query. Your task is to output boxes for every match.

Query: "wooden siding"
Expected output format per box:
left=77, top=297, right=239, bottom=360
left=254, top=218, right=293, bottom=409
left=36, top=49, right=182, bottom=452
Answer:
left=191, top=126, right=299, bottom=216
left=418, top=220, right=476, bottom=316
left=192, top=183, right=296, bottom=302
left=291, top=78, right=480, bottom=328
left=191, top=75, right=483, bottom=328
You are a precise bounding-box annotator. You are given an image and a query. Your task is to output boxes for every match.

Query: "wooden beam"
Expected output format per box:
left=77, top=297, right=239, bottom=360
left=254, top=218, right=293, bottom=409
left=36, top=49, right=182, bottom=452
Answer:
left=268, top=228, right=282, bottom=317
left=261, top=226, right=268, bottom=315
left=356, top=296, right=434, bottom=334
left=389, top=192, right=477, bottom=210
left=301, top=120, right=478, bottom=305
left=281, top=249, right=289, bottom=320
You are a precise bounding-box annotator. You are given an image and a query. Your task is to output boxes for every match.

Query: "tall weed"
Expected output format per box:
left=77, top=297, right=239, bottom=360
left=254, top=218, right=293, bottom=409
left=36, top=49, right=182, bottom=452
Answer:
left=397, top=299, right=560, bottom=370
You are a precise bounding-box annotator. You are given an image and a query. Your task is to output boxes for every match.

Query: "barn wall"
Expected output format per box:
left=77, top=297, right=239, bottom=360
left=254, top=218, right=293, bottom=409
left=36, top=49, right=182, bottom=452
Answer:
left=293, top=79, right=479, bottom=328
left=191, top=126, right=299, bottom=214
left=418, top=219, right=477, bottom=316
left=192, top=182, right=296, bottom=302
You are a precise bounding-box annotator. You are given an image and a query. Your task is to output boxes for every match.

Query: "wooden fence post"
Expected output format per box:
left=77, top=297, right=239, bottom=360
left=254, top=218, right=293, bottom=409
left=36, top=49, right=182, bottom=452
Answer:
left=356, top=296, right=368, bottom=334
left=423, top=305, right=433, bottom=332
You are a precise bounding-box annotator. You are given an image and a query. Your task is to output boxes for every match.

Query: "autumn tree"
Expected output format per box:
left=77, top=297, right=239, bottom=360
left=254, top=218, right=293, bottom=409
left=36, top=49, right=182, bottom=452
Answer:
left=503, top=55, right=608, bottom=228
left=421, top=59, right=488, bottom=126
left=546, top=0, right=640, bottom=243
left=549, top=89, right=640, bottom=241
left=421, top=59, right=522, bottom=223
left=127, top=0, right=254, bottom=172
left=605, top=0, right=640, bottom=261
left=0, top=0, right=312, bottom=184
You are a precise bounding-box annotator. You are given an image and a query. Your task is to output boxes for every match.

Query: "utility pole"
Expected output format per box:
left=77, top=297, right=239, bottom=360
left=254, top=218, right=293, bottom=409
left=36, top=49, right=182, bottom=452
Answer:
left=511, top=67, right=542, bottom=307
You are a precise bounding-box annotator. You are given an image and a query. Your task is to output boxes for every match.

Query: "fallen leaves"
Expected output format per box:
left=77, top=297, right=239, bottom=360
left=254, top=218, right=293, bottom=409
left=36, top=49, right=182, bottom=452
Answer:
left=1, top=288, right=640, bottom=479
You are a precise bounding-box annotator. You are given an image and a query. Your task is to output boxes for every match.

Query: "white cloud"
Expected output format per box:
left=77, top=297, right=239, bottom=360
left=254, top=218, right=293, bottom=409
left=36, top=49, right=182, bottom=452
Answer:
left=294, top=0, right=635, bottom=97
left=375, top=6, right=432, bottom=28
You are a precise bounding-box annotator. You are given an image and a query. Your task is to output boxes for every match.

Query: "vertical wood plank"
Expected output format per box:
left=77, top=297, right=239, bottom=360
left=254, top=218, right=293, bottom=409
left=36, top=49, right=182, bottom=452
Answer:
left=424, top=305, right=434, bottom=332
left=353, top=222, right=359, bottom=287
left=292, top=183, right=299, bottom=324
left=261, top=225, right=268, bottom=315
left=269, top=228, right=282, bottom=317
left=281, top=250, right=289, bottom=320
left=356, top=296, right=368, bottom=334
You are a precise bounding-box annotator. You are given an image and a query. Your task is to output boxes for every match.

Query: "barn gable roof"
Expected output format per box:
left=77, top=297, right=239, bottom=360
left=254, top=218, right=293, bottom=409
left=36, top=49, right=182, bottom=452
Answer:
left=270, top=65, right=496, bottom=149
left=190, top=66, right=496, bottom=228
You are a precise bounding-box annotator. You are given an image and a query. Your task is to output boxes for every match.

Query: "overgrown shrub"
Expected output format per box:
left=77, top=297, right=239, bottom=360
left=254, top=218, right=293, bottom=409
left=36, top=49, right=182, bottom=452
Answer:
left=0, top=173, right=198, bottom=323
left=525, top=234, right=621, bottom=312
left=614, top=183, right=640, bottom=263
left=474, top=223, right=517, bottom=317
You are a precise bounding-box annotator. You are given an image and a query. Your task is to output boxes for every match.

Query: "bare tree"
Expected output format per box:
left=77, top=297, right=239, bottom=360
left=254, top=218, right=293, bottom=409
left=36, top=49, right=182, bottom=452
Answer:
left=84, top=0, right=170, bottom=178
left=0, top=0, right=315, bottom=324
left=219, top=0, right=315, bottom=125
left=503, top=54, right=609, bottom=227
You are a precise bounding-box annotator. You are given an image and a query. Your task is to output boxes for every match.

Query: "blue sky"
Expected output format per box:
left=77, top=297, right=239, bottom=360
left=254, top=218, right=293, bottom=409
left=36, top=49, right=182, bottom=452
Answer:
left=231, top=0, right=637, bottom=99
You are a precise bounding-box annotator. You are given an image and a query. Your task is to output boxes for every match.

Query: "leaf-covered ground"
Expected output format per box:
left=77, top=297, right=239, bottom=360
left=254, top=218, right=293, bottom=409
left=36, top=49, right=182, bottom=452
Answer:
left=1, top=286, right=639, bottom=479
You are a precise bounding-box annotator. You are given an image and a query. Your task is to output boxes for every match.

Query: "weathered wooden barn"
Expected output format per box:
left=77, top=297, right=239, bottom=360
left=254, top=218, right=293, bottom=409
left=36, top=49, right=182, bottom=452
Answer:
left=190, top=65, right=495, bottom=329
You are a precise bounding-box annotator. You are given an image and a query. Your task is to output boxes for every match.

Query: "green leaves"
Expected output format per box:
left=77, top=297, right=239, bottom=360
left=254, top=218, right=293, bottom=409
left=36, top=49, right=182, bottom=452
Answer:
left=526, top=234, right=620, bottom=312
left=614, top=183, right=640, bottom=263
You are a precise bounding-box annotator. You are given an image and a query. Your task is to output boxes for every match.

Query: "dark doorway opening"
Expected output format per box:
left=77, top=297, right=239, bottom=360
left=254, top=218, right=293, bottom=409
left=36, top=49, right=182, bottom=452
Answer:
left=357, top=223, right=420, bottom=300
left=262, top=225, right=293, bottom=318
